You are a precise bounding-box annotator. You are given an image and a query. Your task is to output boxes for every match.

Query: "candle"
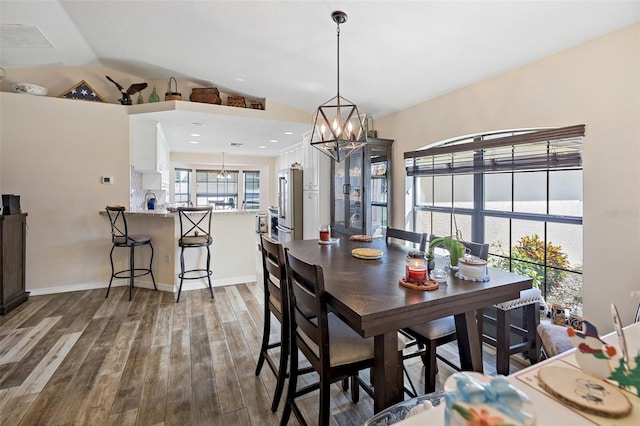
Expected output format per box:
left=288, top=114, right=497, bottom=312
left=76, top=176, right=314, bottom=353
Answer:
left=408, top=267, right=427, bottom=282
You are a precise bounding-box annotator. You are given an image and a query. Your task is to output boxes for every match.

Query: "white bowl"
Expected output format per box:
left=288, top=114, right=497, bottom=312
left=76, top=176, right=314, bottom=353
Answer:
left=11, top=82, right=48, bottom=96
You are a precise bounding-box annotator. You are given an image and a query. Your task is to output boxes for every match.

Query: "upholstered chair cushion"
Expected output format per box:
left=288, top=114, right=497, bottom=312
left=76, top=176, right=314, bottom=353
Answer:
left=537, top=322, right=573, bottom=357
left=407, top=316, right=456, bottom=340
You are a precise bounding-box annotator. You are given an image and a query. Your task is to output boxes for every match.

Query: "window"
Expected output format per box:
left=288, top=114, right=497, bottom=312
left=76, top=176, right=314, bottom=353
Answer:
left=196, top=169, right=239, bottom=209
left=243, top=171, right=260, bottom=210
left=174, top=168, right=191, bottom=204
left=406, top=125, right=584, bottom=308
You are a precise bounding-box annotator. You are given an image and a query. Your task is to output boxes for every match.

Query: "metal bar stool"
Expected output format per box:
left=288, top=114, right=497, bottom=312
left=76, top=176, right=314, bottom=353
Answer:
left=176, top=206, right=214, bottom=302
left=105, top=206, right=157, bottom=301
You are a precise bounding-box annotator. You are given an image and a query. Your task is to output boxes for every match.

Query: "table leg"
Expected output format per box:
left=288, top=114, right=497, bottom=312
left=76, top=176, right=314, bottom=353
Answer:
left=455, top=311, right=484, bottom=372
left=373, top=331, right=402, bottom=413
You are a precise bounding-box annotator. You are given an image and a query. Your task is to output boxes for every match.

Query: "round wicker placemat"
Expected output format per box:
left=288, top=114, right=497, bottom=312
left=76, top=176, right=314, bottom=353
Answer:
left=399, top=277, right=439, bottom=291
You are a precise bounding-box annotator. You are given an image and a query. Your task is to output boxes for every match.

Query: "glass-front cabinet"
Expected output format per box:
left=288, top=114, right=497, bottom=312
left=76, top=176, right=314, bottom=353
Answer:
left=331, top=138, right=393, bottom=237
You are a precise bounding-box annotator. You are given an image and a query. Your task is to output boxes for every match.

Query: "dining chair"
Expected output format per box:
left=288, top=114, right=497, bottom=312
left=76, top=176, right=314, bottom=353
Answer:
left=401, top=235, right=489, bottom=393
left=105, top=205, right=157, bottom=301
left=255, top=234, right=290, bottom=412
left=385, top=227, right=427, bottom=251
left=281, top=249, right=407, bottom=426
left=176, top=206, right=214, bottom=302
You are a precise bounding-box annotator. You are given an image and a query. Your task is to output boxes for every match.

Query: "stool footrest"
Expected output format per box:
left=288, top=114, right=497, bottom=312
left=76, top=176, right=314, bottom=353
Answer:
left=178, top=268, right=213, bottom=280
left=112, top=268, right=153, bottom=280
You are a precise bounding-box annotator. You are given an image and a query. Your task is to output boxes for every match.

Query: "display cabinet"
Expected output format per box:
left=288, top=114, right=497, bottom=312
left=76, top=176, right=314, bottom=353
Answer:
left=330, top=138, right=393, bottom=236
left=1, top=213, right=29, bottom=315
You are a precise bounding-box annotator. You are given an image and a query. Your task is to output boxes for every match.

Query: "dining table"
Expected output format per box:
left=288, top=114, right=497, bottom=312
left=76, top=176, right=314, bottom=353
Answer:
left=282, top=236, right=532, bottom=413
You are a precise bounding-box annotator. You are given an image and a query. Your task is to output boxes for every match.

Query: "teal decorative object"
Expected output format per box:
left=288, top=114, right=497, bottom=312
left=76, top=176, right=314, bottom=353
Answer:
left=136, top=92, right=144, bottom=104
left=148, top=86, right=160, bottom=103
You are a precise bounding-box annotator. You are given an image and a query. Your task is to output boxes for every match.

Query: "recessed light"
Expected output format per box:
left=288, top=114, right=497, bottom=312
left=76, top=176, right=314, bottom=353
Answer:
left=284, top=131, right=294, bottom=135
left=259, top=145, right=267, bottom=149
left=189, top=141, right=199, bottom=144
left=190, top=133, right=200, bottom=137
left=269, top=139, right=278, bottom=143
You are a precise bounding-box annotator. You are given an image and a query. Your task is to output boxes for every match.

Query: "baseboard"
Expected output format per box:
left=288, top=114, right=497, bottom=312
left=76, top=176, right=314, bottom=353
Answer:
left=27, top=274, right=257, bottom=296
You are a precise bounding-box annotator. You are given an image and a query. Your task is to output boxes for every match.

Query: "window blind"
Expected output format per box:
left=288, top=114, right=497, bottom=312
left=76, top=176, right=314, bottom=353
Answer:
left=404, top=125, right=585, bottom=176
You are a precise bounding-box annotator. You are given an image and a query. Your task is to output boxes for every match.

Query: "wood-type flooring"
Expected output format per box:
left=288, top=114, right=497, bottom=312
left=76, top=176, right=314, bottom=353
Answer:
left=0, top=282, right=529, bottom=426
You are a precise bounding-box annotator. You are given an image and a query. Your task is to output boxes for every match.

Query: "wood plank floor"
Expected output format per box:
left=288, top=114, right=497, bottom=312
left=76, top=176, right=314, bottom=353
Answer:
left=0, top=281, right=530, bottom=426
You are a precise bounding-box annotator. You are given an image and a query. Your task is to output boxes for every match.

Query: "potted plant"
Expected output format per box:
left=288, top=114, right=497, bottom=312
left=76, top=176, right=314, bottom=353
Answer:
left=428, top=235, right=466, bottom=268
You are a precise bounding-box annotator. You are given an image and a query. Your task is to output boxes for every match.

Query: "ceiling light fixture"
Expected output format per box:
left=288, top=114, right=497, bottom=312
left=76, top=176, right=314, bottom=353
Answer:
left=284, top=131, right=294, bottom=135
left=310, top=10, right=366, bottom=162
left=189, top=141, right=198, bottom=144
left=217, top=152, right=230, bottom=179
left=191, top=133, right=200, bottom=137
left=269, top=139, right=278, bottom=143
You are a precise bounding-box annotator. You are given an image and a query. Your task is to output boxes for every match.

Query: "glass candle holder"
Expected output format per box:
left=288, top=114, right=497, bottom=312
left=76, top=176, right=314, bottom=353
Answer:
left=406, top=251, right=428, bottom=283
left=319, top=224, right=331, bottom=242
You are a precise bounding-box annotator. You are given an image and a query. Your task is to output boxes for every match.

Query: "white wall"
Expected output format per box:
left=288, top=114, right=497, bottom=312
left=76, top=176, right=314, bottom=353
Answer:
left=0, top=92, right=130, bottom=292
left=376, top=23, right=640, bottom=330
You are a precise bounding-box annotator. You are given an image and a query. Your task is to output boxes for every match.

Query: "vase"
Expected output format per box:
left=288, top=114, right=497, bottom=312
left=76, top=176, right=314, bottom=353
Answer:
left=136, top=92, right=144, bottom=104
left=148, top=86, right=160, bottom=103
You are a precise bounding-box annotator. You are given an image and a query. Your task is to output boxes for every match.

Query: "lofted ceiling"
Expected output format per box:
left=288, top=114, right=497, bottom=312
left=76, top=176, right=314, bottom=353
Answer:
left=1, top=0, right=639, bottom=156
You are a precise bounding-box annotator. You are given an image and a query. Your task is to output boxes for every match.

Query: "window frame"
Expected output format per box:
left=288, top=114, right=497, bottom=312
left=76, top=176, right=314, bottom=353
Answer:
left=408, top=127, right=584, bottom=306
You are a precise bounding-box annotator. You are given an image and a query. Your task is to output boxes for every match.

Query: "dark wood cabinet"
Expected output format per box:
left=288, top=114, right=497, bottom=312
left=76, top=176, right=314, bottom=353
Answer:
left=1, top=213, right=29, bottom=315
left=330, top=138, right=393, bottom=236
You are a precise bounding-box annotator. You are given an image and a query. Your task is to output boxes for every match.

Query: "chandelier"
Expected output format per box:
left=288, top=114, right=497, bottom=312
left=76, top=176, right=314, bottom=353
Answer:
left=217, top=152, right=230, bottom=179
left=310, top=10, right=366, bottom=162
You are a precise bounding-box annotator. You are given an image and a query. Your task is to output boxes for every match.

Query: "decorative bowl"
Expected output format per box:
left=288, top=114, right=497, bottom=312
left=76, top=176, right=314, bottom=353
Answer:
left=11, top=82, right=48, bottom=96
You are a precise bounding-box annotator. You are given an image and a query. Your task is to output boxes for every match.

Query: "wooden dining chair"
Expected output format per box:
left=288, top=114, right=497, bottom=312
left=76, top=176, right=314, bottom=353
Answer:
left=281, top=249, right=406, bottom=426
left=255, top=234, right=290, bottom=412
left=402, top=235, right=489, bottom=393
left=385, top=227, right=427, bottom=251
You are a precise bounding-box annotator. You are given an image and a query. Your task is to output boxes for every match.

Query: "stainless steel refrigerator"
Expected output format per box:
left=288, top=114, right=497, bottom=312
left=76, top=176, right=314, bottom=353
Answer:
left=277, top=168, right=303, bottom=242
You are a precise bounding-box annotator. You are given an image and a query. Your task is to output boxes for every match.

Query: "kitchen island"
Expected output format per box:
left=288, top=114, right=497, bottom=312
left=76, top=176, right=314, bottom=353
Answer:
left=101, top=209, right=260, bottom=295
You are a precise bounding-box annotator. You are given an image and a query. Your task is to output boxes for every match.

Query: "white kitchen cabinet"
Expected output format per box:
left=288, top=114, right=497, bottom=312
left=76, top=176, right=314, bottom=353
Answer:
left=302, top=132, right=320, bottom=191
left=302, top=190, right=320, bottom=240
left=132, top=119, right=170, bottom=190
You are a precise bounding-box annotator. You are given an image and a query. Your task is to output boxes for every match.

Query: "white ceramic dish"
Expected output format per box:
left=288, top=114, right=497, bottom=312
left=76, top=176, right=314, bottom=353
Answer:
left=11, top=82, right=48, bottom=96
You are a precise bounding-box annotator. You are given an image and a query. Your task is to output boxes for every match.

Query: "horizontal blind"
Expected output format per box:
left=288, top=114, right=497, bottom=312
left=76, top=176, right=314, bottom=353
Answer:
left=405, top=125, right=585, bottom=176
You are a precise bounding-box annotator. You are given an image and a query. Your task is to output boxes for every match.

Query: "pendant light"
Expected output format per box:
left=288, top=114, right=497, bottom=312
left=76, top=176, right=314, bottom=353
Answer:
left=310, top=10, right=367, bottom=162
left=217, top=152, right=230, bottom=179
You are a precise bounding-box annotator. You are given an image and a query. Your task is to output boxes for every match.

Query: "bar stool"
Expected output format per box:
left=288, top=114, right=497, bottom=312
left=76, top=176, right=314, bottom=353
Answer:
left=105, top=206, right=157, bottom=301
left=177, top=206, right=214, bottom=302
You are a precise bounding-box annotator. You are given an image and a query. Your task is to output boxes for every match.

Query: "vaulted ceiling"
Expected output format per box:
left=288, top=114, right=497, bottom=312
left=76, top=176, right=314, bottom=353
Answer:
left=2, top=1, right=638, bottom=155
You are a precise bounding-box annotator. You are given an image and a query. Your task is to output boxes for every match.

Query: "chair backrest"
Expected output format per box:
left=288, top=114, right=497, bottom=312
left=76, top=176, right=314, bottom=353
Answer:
left=429, top=234, right=489, bottom=260
left=105, top=205, right=129, bottom=243
left=285, top=248, right=329, bottom=370
left=260, top=234, right=287, bottom=314
left=177, top=206, right=213, bottom=244
left=385, top=227, right=427, bottom=251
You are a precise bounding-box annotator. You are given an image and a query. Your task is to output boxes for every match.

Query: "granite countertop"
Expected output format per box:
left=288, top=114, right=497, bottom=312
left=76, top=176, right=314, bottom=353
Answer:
left=100, top=209, right=265, bottom=218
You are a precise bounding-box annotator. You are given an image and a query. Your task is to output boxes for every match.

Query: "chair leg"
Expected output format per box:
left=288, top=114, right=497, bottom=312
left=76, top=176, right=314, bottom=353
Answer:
left=496, top=308, right=510, bottom=375
left=177, top=247, right=186, bottom=303
left=129, top=245, right=135, bottom=301
left=206, top=245, right=214, bottom=298
left=149, top=242, right=157, bottom=291
left=350, top=375, right=359, bottom=403
left=106, top=245, right=116, bottom=298
left=271, top=322, right=289, bottom=412
left=280, top=339, right=297, bottom=426
left=255, top=308, right=271, bottom=377
left=318, top=376, right=331, bottom=426
left=524, top=303, right=540, bottom=364
left=424, top=341, right=438, bottom=394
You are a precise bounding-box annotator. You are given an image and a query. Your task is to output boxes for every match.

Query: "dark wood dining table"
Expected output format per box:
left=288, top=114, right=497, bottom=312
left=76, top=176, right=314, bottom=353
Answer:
left=282, top=237, right=532, bottom=413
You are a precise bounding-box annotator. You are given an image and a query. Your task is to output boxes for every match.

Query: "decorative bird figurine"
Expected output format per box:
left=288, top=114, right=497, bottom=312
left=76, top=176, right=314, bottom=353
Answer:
left=105, top=76, right=148, bottom=105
